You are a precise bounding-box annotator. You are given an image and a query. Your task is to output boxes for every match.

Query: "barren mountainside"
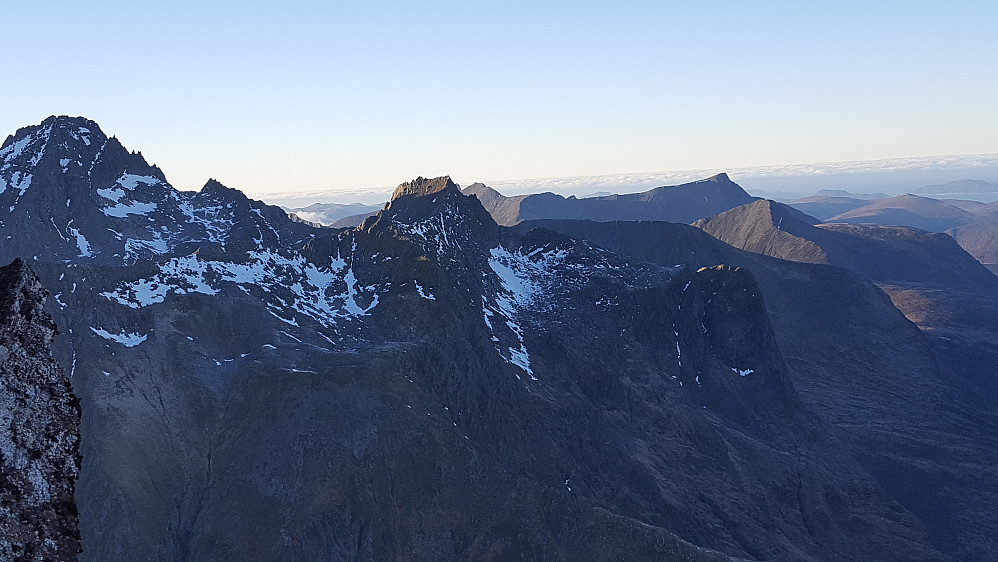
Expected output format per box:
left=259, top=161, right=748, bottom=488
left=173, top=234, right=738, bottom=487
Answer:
left=1, top=115, right=996, bottom=560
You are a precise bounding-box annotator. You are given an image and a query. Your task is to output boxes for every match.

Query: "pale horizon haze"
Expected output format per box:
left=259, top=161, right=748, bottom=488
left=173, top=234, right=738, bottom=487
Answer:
left=2, top=1, right=996, bottom=199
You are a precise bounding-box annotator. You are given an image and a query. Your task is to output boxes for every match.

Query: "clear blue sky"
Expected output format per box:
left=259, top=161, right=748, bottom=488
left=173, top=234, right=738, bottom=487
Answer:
left=2, top=1, right=996, bottom=195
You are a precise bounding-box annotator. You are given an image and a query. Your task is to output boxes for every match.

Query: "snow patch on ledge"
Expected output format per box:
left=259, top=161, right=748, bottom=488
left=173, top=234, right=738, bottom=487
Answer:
left=103, top=200, right=157, bottom=217
left=100, top=247, right=382, bottom=329
left=66, top=220, right=94, bottom=257
left=415, top=281, right=436, bottom=300
left=116, top=173, right=161, bottom=190
left=90, top=327, right=148, bottom=347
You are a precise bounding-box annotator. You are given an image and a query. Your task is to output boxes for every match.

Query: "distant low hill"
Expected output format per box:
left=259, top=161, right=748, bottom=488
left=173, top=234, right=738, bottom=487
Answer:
left=824, top=194, right=976, bottom=232
left=464, top=173, right=756, bottom=226
left=810, top=194, right=998, bottom=270
left=913, top=179, right=998, bottom=199
left=695, top=199, right=995, bottom=289
left=789, top=194, right=868, bottom=220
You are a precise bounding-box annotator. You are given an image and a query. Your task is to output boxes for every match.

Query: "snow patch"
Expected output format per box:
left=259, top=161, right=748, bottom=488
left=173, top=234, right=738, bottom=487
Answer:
left=415, top=280, right=436, bottom=300
left=66, top=220, right=94, bottom=257
left=481, top=245, right=569, bottom=380
left=97, top=187, right=126, bottom=202
left=100, top=248, right=382, bottom=329
left=116, top=174, right=161, bottom=190
left=90, top=327, right=148, bottom=347
left=103, top=200, right=157, bottom=217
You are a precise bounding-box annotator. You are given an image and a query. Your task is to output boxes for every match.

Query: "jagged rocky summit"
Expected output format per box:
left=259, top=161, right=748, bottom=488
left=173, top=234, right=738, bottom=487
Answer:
left=0, top=259, right=81, bottom=561
left=0, top=115, right=992, bottom=560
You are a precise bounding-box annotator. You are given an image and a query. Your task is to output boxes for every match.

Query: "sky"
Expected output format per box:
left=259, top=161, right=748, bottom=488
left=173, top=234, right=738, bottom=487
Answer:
left=2, top=1, right=997, bottom=200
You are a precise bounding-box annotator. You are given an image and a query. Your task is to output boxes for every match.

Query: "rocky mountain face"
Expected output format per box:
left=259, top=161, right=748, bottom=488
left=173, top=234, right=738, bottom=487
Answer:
left=693, top=199, right=998, bottom=375
left=463, top=173, right=757, bottom=226
left=525, top=218, right=998, bottom=561
left=1, top=115, right=993, bottom=560
left=683, top=199, right=998, bottom=560
left=0, top=259, right=81, bottom=561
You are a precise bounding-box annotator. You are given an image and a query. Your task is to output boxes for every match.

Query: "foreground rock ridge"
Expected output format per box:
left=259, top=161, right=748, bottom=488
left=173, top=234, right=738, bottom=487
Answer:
left=0, top=114, right=994, bottom=560
left=0, top=259, right=81, bottom=561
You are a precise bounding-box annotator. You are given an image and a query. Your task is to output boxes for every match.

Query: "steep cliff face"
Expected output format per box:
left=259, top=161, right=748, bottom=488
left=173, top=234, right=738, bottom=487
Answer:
left=0, top=259, right=81, bottom=561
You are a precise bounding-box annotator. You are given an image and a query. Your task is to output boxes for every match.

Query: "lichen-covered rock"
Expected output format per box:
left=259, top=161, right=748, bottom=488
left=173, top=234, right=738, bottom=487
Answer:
left=0, top=259, right=81, bottom=561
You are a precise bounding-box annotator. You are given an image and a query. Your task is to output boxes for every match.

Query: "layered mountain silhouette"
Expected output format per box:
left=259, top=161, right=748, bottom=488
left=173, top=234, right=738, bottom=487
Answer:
left=694, top=200, right=998, bottom=458
left=462, top=173, right=756, bottom=226
left=822, top=194, right=977, bottom=232
left=788, top=190, right=998, bottom=273
left=788, top=193, right=868, bottom=220
left=1, top=116, right=996, bottom=560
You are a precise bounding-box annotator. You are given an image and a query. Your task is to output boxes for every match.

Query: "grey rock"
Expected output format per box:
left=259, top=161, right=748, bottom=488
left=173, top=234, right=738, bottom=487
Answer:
left=0, top=259, right=81, bottom=561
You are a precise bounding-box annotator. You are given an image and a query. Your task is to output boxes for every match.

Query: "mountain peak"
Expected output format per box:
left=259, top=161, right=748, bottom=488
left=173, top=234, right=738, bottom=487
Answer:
left=40, top=114, right=102, bottom=131
left=1, top=115, right=111, bottom=178
left=202, top=178, right=235, bottom=194
left=391, top=176, right=459, bottom=200
left=707, top=172, right=731, bottom=182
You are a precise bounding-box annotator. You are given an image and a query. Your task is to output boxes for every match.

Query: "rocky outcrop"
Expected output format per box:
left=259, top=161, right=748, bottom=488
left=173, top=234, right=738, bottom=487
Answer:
left=0, top=259, right=81, bottom=561
left=391, top=176, right=459, bottom=199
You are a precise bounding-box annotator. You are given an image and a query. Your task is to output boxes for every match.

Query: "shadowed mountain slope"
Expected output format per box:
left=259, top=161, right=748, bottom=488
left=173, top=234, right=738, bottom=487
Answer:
left=520, top=218, right=998, bottom=560
left=695, top=200, right=998, bottom=375
left=947, top=221, right=998, bottom=273
left=695, top=199, right=997, bottom=288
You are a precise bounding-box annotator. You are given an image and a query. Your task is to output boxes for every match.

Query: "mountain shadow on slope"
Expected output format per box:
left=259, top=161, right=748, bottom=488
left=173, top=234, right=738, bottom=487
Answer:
left=517, top=218, right=998, bottom=560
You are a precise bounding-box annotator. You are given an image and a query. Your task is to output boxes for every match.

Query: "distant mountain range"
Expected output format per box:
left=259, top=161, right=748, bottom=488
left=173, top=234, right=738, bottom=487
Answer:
left=462, top=174, right=756, bottom=226
left=785, top=192, right=998, bottom=272
left=2, top=115, right=997, bottom=560
left=284, top=202, right=383, bottom=227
